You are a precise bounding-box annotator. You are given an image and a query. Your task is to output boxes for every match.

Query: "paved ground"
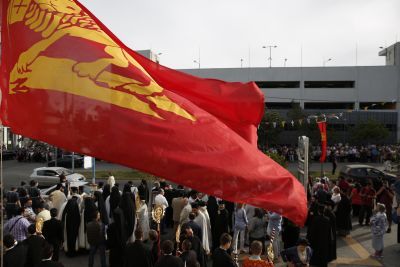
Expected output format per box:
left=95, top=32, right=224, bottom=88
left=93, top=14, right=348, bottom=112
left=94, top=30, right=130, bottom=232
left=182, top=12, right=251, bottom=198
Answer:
left=2, top=160, right=399, bottom=266
left=55, top=219, right=400, bottom=267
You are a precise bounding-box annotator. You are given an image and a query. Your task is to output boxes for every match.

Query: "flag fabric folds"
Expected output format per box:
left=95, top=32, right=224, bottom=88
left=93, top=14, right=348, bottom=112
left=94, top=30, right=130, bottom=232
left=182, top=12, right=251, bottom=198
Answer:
left=1, top=0, right=307, bottom=225
left=317, top=121, right=327, bottom=162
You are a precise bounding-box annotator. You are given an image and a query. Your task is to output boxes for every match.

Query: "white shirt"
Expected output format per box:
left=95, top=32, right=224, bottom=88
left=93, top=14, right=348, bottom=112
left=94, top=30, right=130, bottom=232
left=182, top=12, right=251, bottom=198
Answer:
left=154, top=194, right=168, bottom=209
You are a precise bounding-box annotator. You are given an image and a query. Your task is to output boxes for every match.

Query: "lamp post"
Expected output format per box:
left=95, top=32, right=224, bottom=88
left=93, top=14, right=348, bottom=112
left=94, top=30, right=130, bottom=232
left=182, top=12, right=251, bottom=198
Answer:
left=240, top=58, right=243, bottom=68
left=323, top=58, right=332, bottom=67
left=155, top=52, right=162, bottom=64
left=262, top=45, right=277, bottom=68
left=193, top=59, right=200, bottom=69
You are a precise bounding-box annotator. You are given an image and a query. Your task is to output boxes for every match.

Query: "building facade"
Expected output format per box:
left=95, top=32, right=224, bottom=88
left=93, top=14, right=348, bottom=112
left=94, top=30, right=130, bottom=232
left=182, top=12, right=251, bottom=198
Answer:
left=180, top=42, right=400, bottom=145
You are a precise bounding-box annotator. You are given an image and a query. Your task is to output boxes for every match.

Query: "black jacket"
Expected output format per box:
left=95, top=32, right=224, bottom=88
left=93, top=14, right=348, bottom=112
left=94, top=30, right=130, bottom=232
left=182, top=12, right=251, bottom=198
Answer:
left=23, top=235, right=46, bottom=267
left=42, top=218, right=63, bottom=245
left=4, top=243, right=27, bottom=267
left=124, top=240, right=153, bottom=267
left=181, top=220, right=202, bottom=241
left=155, top=255, right=184, bottom=267
left=36, top=260, right=64, bottom=267
left=212, top=247, right=236, bottom=267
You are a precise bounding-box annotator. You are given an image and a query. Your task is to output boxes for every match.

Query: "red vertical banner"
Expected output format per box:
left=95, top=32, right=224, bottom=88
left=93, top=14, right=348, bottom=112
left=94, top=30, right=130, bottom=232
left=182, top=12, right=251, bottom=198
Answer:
left=317, top=121, right=327, bottom=162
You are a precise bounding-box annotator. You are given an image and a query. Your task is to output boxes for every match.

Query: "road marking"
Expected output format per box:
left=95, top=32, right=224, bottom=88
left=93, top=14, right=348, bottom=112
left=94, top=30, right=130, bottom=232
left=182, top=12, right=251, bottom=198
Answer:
left=330, top=236, right=382, bottom=266
left=332, top=257, right=382, bottom=266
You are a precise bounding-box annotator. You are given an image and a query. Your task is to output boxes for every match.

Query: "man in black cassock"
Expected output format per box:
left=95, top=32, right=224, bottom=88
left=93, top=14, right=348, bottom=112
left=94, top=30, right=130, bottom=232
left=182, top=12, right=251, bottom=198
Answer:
left=281, top=218, right=300, bottom=249
left=336, top=193, right=352, bottom=236
left=207, top=196, right=218, bottom=249
left=324, top=200, right=337, bottom=262
left=62, top=196, right=81, bottom=257
left=108, top=206, right=128, bottom=267
left=224, top=201, right=235, bottom=234
left=124, top=228, right=153, bottom=267
left=120, top=190, right=136, bottom=242
left=42, top=208, right=63, bottom=261
left=182, top=227, right=207, bottom=267
left=23, top=224, right=46, bottom=267
left=94, top=191, right=109, bottom=225
left=213, top=201, right=230, bottom=250
left=307, top=204, right=332, bottom=267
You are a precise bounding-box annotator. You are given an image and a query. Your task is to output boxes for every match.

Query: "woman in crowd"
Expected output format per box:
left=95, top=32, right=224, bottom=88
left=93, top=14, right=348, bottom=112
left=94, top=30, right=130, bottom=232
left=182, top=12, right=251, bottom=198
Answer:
left=232, top=203, right=248, bottom=254
left=248, top=208, right=267, bottom=253
left=350, top=183, right=362, bottom=217
left=370, top=203, right=388, bottom=258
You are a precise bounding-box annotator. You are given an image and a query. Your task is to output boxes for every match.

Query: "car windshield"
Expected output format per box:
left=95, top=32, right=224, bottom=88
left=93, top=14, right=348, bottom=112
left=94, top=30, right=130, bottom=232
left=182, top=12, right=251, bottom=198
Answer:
left=56, top=169, right=73, bottom=175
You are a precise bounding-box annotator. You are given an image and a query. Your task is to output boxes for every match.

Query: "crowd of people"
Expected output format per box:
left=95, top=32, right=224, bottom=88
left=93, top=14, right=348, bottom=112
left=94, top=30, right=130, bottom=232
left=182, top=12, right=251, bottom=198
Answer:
left=264, top=144, right=400, bottom=164
left=2, top=171, right=400, bottom=267
left=307, top=174, right=400, bottom=262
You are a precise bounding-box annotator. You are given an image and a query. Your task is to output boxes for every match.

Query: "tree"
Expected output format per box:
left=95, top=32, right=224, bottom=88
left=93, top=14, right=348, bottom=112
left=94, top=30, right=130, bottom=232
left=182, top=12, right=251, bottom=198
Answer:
left=265, top=151, right=288, bottom=168
left=286, top=101, right=305, bottom=122
left=349, top=119, right=390, bottom=144
left=257, top=111, right=284, bottom=149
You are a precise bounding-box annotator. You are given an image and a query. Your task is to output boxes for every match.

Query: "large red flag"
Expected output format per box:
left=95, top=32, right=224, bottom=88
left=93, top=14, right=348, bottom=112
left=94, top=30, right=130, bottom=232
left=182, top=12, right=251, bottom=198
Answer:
left=318, top=121, right=327, bottom=162
left=0, top=0, right=307, bottom=225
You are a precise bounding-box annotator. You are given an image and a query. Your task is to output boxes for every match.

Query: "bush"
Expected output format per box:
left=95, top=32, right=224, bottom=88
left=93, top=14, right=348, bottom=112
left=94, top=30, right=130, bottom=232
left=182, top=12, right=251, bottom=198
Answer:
left=265, top=151, right=288, bottom=168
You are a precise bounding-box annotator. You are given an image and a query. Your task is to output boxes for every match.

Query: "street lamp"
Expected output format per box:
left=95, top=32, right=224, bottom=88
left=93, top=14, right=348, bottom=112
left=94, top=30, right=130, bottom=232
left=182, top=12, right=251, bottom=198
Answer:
left=323, top=58, right=332, bottom=67
left=262, top=45, right=277, bottom=68
left=240, top=58, right=243, bottom=68
left=193, top=59, right=200, bottom=69
left=156, top=52, right=162, bottom=64
left=284, top=58, right=288, bottom=67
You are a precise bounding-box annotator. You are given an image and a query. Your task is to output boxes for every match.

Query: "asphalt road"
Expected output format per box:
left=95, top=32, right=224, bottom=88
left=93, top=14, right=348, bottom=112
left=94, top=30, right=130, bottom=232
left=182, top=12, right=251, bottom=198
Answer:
left=1, top=159, right=386, bottom=190
left=1, top=159, right=131, bottom=189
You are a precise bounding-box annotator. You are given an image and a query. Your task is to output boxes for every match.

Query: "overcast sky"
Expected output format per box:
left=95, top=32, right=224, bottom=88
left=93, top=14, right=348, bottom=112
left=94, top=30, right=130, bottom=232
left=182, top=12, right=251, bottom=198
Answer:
left=80, top=0, right=400, bottom=69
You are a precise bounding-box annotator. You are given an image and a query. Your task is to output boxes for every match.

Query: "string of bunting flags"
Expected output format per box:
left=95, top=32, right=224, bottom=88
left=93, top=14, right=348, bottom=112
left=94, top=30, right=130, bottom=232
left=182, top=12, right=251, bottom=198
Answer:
left=262, top=112, right=344, bottom=129
left=262, top=98, right=397, bottom=129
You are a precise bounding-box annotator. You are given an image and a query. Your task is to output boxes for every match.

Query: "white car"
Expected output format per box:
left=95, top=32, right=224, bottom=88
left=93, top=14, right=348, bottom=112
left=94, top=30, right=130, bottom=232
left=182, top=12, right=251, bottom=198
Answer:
left=40, top=181, right=89, bottom=199
left=30, top=167, right=86, bottom=187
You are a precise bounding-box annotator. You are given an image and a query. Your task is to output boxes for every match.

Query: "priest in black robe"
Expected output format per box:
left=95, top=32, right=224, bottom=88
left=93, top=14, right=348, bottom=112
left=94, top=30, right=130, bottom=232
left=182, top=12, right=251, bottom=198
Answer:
left=324, top=200, right=337, bottom=262
left=108, top=206, right=128, bottom=267
left=182, top=227, right=207, bottom=267
left=307, top=204, right=331, bottom=267
left=120, top=190, right=136, bottom=242
left=336, top=193, right=352, bottom=236
left=213, top=201, right=230, bottom=250
left=94, top=191, right=109, bottom=225
left=62, top=196, right=81, bottom=257
left=207, top=196, right=218, bottom=250
left=124, top=228, right=153, bottom=267
left=281, top=218, right=300, bottom=249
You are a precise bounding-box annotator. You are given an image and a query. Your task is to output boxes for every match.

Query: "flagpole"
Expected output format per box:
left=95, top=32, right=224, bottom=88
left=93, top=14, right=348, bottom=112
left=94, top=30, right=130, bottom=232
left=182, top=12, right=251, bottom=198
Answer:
left=1, top=125, right=4, bottom=267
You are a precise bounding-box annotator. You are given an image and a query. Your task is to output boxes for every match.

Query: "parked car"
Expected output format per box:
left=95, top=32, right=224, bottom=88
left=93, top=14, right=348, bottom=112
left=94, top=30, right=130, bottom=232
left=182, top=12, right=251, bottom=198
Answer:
left=339, top=164, right=397, bottom=189
left=48, top=154, right=84, bottom=168
left=40, top=181, right=89, bottom=199
left=30, top=167, right=86, bottom=187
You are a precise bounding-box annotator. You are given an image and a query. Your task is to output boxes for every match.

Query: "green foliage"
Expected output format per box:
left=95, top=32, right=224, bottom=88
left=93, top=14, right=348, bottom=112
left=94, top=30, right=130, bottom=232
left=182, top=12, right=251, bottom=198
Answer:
left=287, top=101, right=305, bottom=121
left=265, top=151, right=288, bottom=168
left=349, top=119, right=390, bottom=144
left=258, top=111, right=284, bottom=148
